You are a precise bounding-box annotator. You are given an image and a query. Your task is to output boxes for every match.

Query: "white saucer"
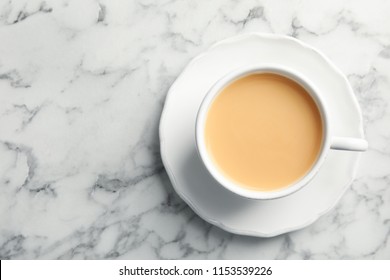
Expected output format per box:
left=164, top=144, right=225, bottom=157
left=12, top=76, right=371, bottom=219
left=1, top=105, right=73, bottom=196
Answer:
left=159, top=33, right=364, bottom=237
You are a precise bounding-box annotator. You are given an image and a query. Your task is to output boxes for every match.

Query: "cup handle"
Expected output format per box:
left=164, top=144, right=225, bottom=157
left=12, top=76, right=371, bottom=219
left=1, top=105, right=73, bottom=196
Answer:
left=330, top=137, right=368, bottom=151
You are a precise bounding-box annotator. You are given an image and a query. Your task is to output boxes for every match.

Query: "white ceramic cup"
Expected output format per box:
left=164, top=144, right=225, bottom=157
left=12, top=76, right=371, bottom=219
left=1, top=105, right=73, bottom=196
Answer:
left=195, top=64, right=368, bottom=200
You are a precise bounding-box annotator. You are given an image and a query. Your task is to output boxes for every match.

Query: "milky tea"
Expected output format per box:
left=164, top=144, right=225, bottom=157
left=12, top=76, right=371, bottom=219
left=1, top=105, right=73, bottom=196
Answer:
left=204, top=73, right=323, bottom=191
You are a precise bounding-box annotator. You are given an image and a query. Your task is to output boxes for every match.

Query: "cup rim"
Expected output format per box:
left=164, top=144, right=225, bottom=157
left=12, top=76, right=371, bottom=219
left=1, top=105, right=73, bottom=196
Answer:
left=195, top=64, right=331, bottom=200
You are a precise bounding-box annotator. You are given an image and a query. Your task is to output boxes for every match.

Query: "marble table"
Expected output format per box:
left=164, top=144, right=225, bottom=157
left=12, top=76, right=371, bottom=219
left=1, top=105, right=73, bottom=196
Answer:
left=0, top=0, right=389, bottom=259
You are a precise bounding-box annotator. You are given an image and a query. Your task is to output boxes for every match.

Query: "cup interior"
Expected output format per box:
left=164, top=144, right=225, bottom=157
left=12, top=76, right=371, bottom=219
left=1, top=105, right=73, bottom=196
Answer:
left=195, top=64, right=330, bottom=200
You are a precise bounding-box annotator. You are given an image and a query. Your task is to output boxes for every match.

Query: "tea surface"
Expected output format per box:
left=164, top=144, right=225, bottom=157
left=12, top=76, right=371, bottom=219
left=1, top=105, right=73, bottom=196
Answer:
left=205, top=73, right=323, bottom=191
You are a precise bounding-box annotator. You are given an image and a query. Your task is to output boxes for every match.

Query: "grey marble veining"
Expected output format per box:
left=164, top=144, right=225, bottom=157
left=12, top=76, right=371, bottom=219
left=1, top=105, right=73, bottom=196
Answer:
left=0, top=0, right=389, bottom=259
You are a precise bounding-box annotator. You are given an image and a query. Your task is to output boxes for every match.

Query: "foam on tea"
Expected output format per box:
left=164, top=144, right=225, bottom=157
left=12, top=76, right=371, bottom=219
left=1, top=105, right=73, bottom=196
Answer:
left=204, top=73, right=323, bottom=191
